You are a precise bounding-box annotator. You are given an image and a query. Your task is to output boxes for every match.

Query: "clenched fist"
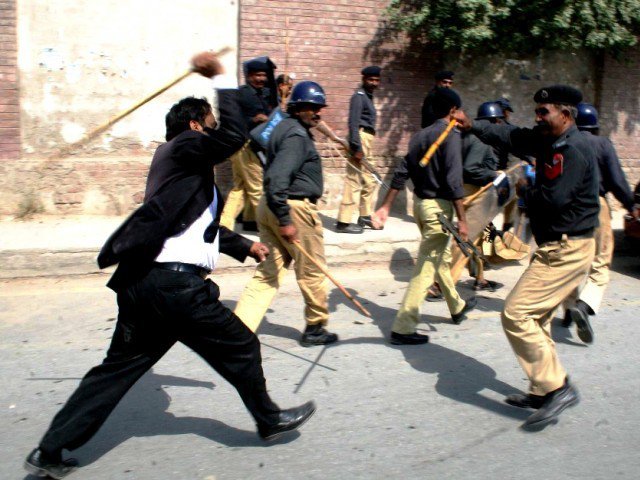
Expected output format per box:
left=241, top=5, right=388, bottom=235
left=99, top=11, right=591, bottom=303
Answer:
left=190, top=51, right=225, bottom=78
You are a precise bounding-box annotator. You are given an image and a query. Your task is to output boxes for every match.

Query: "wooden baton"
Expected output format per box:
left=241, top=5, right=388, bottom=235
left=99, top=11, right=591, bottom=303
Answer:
left=52, top=46, right=232, bottom=159
left=419, top=119, right=457, bottom=167
left=292, top=241, right=372, bottom=318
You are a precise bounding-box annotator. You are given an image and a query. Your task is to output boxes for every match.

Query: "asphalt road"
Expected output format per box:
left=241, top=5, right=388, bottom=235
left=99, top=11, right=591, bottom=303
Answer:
left=1, top=247, right=639, bottom=479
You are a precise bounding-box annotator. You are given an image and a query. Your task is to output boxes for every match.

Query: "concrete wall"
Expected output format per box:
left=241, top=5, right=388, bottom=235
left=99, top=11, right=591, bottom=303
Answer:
left=1, top=0, right=638, bottom=217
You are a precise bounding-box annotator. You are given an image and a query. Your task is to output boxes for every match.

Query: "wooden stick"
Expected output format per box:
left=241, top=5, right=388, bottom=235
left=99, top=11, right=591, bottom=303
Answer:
left=419, top=119, right=457, bottom=167
left=52, top=46, right=232, bottom=159
left=292, top=241, right=372, bottom=318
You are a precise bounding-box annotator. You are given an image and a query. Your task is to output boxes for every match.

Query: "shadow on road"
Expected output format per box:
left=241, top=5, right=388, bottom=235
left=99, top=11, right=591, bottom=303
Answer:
left=327, top=288, right=528, bottom=422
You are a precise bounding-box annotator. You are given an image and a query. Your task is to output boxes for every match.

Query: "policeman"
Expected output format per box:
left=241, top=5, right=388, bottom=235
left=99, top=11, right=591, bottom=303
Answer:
left=421, top=70, right=454, bottom=128
left=234, top=81, right=339, bottom=347
left=336, top=65, right=382, bottom=233
left=374, top=87, right=477, bottom=345
left=220, top=57, right=278, bottom=232
left=454, top=85, right=599, bottom=429
left=562, top=102, right=640, bottom=343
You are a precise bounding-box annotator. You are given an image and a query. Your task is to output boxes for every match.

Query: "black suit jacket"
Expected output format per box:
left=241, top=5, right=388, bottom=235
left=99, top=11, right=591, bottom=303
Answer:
left=98, top=89, right=253, bottom=291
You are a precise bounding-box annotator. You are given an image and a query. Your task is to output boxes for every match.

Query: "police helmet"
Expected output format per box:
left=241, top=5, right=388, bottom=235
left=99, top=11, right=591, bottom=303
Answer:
left=576, top=102, right=599, bottom=129
left=287, top=81, right=327, bottom=108
left=476, top=102, right=505, bottom=120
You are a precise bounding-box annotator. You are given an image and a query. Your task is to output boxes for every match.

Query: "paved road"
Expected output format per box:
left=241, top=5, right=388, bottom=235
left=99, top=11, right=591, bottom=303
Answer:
left=1, top=250, right=639, bottom=479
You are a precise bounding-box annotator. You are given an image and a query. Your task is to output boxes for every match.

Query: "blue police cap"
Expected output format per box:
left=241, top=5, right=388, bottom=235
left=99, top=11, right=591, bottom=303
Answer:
left=361, top=65, right=381, bottom=77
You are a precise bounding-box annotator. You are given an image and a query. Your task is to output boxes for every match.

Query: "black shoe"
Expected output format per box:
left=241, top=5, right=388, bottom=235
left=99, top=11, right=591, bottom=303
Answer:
left=505, top=392, right=545, bottom=410
left=390, top=331, right=430, bottom=345
left=336, top=222, right=364, bottom=234
left=473, top=280, right=503, bottom=292
left=357, top=216, right=383, bottom=230
left=243, top=221, right=258, bottom=232
left=522, top=378, right=579, bottom=430
left=24, top=449, right=78, bottom=479
left=561, top=309, right=573, bottom=328
left=568, top=300, right=594, bottom=344
left=451, top=297, right=477, bottom=325
left=258, top=401, right=317, bottom=440
left=300, top=326, right=339, bottom=347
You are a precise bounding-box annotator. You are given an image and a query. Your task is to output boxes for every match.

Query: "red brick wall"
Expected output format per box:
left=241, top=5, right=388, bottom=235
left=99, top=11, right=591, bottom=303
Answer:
left=239, top=0, right=439, bottom=177
left=601, top=48, right=640, bottom=192
left=0, top=0, right=20, bottom=161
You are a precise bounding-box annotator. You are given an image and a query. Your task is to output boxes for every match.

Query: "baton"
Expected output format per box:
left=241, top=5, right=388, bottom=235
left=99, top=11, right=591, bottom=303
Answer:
left=52, top=46, right=232, bottom=158
left=419, top=119, right=457, bottom=167
left=292, top=241, right=372, bottom=318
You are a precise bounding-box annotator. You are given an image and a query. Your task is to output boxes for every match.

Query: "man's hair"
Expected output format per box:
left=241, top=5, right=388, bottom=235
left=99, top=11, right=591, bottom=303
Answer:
left=276, top=73, right=292, bottom=85
left=554, top=103, right=578, bottom=120
left=165, top=97, right=211, bottom=141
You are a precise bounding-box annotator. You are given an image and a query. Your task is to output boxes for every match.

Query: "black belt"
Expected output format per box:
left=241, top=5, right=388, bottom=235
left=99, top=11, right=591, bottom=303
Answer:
left=289, top=196, right=318, bottom=204
left=360, top=126, right=376, bottom=135
left=538, top=228, right=595, bottom=244
left=153, top=262, right=211, bottom=279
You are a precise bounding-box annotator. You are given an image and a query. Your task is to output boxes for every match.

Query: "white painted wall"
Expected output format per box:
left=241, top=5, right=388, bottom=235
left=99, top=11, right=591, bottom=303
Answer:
left=18, top=0, right=239, bottom=156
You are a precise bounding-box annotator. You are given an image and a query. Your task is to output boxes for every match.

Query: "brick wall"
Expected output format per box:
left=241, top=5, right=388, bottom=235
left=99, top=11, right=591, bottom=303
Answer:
left=601, top=47, right=640, bottom=193
left=0, top=0, right=19, bottom=161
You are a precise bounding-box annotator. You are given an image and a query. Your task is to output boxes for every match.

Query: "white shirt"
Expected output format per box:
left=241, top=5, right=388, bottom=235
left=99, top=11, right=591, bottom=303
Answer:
left=155, top=188, right=220, bottom=271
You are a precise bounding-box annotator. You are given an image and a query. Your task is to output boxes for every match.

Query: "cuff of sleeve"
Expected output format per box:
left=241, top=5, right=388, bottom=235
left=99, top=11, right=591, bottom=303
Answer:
left=212, top=74, right=238, bottom=90
left=278, top=216, right=292, bottom=226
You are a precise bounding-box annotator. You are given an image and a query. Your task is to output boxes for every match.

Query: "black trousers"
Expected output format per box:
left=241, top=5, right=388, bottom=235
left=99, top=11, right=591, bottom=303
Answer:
left=39, top=267, right=280, bottom=456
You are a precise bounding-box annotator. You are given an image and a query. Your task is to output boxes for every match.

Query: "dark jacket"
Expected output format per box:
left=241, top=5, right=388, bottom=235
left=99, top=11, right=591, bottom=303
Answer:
left=348, top=87, right=377, bottom=153
left=98, top=89, right=253, bottom=291
left=471, top=121, right=600, bottom=243
left=390, top=118, right=465, bottom=201
left=238, top=84, right=276, bottom=132
left=462, top=133, right=498, bottom=186
left=581, top=131, right=634, bottom=211
left=264, top=117, right=323, bottom=225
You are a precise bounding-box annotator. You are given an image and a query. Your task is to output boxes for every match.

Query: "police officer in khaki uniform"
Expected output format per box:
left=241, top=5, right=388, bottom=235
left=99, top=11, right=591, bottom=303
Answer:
left=374, top=88, right=477, bottom=345
left=562, top=102, right=640, bottom=343
left=220, top=57, right=277, bottom=232
left=454, top=85, right=600, bottom=429
left=234, top=81, right=339, bottom=347
left=336, top=66, right=382, bottom=233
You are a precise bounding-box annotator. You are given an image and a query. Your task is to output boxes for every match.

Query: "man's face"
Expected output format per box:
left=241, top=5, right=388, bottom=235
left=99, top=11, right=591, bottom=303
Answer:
left=436, top=78, right=453, bottom=88
left=295, top=104, right=323, bottom=128
left=279, top=80, right=293, bottom=97
left=190, top=109, right=216, bottom=134
left=362, top=75, right=380, bottom=92
left=535, top=103, right=569, bottom=137
left=248, top=71, right=268, bottom=89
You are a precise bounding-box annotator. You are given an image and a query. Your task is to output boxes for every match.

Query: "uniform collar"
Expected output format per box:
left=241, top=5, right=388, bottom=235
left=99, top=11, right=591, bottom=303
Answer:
left=552, top=124, right=578, bottom=149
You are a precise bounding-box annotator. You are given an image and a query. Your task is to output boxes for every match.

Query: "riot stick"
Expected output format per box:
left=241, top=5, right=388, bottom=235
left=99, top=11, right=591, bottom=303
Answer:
left=292, top=241, right=372, bottom=318
left=52, top=46, right=232, bottom=159
left=419, top=119, right=457, bottom=167
left=463, top=161, right=526, bottom=206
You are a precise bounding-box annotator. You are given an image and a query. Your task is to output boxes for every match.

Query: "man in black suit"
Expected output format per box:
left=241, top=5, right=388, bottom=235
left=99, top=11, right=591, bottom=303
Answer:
left=24, top=51, right=315, bottom=479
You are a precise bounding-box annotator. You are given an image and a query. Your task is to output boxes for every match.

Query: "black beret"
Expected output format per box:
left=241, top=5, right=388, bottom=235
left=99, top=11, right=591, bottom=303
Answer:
left=435, top=70, right=454, bottom=81
left=431, top=87, right=462, bottom=117
left=495, top=97, right=513, bottom=112
left=245, top=58, right=269, bottom=73
left=361, top=65, right=381, bottom=77
left=533, top=85, right=583, bottom=106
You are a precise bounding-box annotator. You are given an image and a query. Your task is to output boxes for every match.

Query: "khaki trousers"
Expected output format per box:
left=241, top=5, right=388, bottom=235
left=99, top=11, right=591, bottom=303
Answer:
left=502, top=236, right=595, bottom=395
left=577, top=197, right=612, bottom=314
left=392, top=198, right=466, bottom=334
left=220, top=142, right=264, bottom=230
left=337, top=130, right=377, bottom=223
left=234, top=197, right=330, bottom=332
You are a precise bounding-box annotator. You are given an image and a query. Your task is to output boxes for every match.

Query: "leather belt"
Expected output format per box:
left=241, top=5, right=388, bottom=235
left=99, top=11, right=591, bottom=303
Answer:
left=289, top=196, right=318, bottom=204
left=360, top=126, right=376, bottom=135
left=539, top=228, right=594, bottom=244
left=153, top=262, right=211, bottom=279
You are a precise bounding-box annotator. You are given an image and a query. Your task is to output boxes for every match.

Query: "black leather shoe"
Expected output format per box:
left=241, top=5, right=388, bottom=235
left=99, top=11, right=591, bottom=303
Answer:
left=473, top=280, right=503, bottom=292
left=522, top=378, right=579, bottom=430
left=568, top=300, right=594, bottom=344
left=561, top=309, right=573, bottom=328
left=390, top=331, right=430, bottom=345
left=451, top=297, right=477, bottom=325
left=243, top=221, right=258, bottom=232
left=300, top=326, right=338, bottom=347
left=24, top=448, right=78, bottom=479
left=505, top=392, right=545, bottom=409
left=357, top=216, right=383, bottom=230
left=336, top=222, right=364, bottom=234
left=258, top=401, right=317, bottom=440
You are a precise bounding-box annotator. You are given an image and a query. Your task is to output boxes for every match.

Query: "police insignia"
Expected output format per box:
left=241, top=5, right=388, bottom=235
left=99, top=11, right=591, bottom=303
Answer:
left=544, top=153, right=563, bottom=180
